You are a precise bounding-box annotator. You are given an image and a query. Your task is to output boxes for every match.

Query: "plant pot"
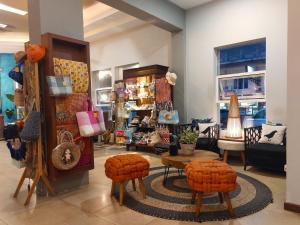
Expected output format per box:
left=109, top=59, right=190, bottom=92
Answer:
left=180, top=143, right=195, bottom=156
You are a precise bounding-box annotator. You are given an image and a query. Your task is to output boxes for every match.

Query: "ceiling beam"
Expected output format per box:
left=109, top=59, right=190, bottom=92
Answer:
left=97, top=0, right=185, bottom=32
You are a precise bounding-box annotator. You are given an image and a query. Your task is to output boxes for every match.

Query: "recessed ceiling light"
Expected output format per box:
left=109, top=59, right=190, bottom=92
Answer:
left=0, top=23, right=8, bottom=28
left=0, top=3, right=27, bottom=16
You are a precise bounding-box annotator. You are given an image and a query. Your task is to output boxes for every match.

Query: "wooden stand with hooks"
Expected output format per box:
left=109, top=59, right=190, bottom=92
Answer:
left=13, top=61, right=54, bottom=206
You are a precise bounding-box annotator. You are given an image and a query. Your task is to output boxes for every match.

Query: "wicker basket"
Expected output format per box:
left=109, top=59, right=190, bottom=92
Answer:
left=14, top=89, right=25, bottom=107
left=52, top=142, right=81, bottom=170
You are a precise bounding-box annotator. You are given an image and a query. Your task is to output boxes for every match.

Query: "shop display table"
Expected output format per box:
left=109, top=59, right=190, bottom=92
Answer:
left=218, top=137, right=245, bottom=166
left=161, top=150, right=219, bottom=182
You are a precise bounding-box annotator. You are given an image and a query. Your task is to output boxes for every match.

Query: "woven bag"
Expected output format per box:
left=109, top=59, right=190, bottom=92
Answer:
left=14, top=89, right=25, bottom=107
left=52, top=130, right=81, bottom=170
left=20, top=111, right=40, bottom=142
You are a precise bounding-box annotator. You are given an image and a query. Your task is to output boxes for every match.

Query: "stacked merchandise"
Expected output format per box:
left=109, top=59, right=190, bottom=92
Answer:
left=49, top=57, right=105, bottom=170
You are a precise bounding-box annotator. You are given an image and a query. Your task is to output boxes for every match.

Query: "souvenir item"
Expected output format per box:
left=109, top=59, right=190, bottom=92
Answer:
left=166, top=71, right=177, bottom=86
left=52, top=130, right=81, bottom=170
left=20, top=111, right=40, bottom=142
left=26, top=44, right=45, bottom=62
left=6, top=138, right=26, bottom=161
left=9, top=63, right=23, bottom=85
left=76, top=100, right=104, bottom=137
left=46, top=76, right=73, bottom=96
left=3, top=124, right=19, bottom=141
left=14, top=89, right=25, bottom=107
left=56, top=125, right=92, bottom=167
left=148, top=131, right=161, bottom=146
left=116, top=130, right=125, bottom=137
left=157, top=126, right=171, bottom=144
left=53, top=58, right=89, bottom=93
left=15, top=51, right=26, bottom=63
left=158, top=102, right=179, bottom=125
left=155, top=78, right=171, bottom=110
left=56, top=93, right=88, bottom=124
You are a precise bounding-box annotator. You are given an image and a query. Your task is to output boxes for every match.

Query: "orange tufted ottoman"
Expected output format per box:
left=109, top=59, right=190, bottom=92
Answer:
left=185, top=160, right=237, bottom=217
left=105, top=154, right=150, bottom=206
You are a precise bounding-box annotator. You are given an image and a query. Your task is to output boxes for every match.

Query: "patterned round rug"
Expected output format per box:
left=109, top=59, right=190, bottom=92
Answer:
left=115, top=167, right=273, bottom=222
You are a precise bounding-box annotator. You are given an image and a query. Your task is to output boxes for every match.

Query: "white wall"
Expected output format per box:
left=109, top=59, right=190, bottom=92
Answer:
left=90, top=24, right=172, bottom=80
left=286, top=0, right=300, bottom=207
left=186, top=0, right=287, bottom=123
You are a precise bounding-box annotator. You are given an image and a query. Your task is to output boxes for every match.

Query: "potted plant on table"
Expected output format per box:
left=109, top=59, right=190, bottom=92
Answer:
left=179, top=128, right=198, bottom=156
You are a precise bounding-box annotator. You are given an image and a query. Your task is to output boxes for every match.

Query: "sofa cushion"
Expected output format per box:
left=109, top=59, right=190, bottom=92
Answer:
left=248, top=143, right=285, bottom=153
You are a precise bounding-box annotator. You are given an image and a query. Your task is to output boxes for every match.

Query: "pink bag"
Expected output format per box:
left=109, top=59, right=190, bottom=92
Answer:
left=76, top=99, right=104, bottom=137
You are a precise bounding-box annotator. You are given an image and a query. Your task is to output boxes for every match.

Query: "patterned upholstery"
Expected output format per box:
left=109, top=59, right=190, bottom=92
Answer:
left=105, top=154, right=150, bottom=182
left=185, top=160, right=237, bottom=193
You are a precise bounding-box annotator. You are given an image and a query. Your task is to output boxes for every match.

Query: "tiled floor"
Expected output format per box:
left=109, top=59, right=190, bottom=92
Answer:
left=0, top=141, right=299, bottom=225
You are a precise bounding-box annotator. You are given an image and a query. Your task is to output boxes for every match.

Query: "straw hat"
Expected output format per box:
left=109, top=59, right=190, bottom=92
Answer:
left=166, top=72, right=177, bottom=86
left=15, top=51, right=26, bottom=63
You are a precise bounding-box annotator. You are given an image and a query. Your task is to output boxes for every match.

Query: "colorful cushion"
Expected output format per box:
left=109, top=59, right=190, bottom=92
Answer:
left=258, top=124, right=286, bottom=145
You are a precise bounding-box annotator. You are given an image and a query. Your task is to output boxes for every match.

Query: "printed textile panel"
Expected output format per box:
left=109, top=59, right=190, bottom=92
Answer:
left=56, top=124, right=92, bottom=168
left=53, top=57, right=89, bottom=93
left=56, top=93, right=88, bottom=125
left=155, top=78, right=171, bottom=111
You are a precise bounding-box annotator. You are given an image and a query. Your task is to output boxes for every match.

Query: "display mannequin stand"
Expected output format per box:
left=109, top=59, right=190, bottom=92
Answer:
left=13, top=61, right=54, bottom=205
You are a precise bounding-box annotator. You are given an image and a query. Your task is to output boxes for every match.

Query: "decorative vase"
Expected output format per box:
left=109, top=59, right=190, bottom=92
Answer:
left=180, top=143, right=195, bottom=156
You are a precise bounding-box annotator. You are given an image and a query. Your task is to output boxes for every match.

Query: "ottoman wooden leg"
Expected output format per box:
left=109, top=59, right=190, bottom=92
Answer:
left=224, top=192, right=234, bottom=216
left=138, top=178, right=146, bottom=199
left=195, top=192, right=203, bottom=217
left=111, top=181, right=116, bottom=197
left=218, top=192, right=224, bottom=203
left=119, top=182, right=125, bottom=206
left=191, top=190, right=196, bottom=203
left=132, top=179, right=136, bottom=191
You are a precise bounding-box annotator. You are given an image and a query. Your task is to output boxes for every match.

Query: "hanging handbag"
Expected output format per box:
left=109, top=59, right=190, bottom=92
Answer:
left=6, top=138, right=26, bottom=161
left=20, top=111, right=41, bottom=142
left=4, top=124, right=19, bottom=141
left=52, top=130, right=81, bottom=170
left=158, top=101, right=179, bottom=124
left=46, top=76, right=73, bottom=96
left=8, top=63, right=23, bottom=85
left=14, top=89, right=25, bottom=107
left=76, top=99, right=102, bottom=137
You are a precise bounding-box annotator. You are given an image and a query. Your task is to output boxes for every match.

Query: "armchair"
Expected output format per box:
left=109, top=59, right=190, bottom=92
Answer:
left=244, top=126, right=286, bottom=172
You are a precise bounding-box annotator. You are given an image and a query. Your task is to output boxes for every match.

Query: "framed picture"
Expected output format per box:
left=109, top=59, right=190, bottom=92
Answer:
left=95, top=87, right=112, bottom=106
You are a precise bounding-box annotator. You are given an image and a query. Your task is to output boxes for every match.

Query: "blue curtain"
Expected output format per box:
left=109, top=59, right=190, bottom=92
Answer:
left=0, top=53, right=16, bottom=124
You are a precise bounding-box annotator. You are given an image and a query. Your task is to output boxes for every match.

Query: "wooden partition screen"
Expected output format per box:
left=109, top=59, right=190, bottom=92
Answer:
left=41, top=33, right=94, bottom=181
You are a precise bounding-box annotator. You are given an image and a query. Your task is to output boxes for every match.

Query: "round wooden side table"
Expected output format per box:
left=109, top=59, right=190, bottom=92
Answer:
left=161, top=150, right=220, bottom=182
left=218, top=138, right=245, bottom=167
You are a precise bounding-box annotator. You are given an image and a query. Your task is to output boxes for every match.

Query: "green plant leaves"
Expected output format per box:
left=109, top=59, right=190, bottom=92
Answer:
left=179, top=129, right=198, bottom=144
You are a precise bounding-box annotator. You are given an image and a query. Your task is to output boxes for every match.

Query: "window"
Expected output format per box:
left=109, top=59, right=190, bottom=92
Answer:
left=217, top=40, right=266, bottom=128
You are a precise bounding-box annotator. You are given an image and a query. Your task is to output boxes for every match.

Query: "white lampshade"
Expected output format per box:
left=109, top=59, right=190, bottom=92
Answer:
left=226, top=95, right=242, bottom=138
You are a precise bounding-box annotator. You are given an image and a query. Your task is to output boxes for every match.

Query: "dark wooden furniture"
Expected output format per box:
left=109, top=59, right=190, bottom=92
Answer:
left=41, top=33, right=94, bottom=182
left=123, top=65, right=170, bottom=152
left=244, top=126, right=286, bottom=172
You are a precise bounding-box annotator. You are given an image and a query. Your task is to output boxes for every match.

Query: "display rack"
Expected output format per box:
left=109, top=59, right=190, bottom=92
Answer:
left=13, top=61, right=54, bottom=205
left=41, top=33, right=94, bottom=181
left=122, top=65, right=171, bottom=152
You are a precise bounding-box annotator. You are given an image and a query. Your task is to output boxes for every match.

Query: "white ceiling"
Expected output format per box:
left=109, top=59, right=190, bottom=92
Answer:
left=168, top=0, right=215, bottom=9
left=0, top=0, right=145, bottom=47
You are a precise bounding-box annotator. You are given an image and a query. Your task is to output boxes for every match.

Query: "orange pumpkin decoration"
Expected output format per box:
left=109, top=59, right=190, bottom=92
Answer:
left=26, top=44, right=46, bottom=62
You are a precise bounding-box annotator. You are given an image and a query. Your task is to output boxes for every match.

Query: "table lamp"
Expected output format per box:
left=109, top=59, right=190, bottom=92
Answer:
left=226, top=95, right=242, bottom=138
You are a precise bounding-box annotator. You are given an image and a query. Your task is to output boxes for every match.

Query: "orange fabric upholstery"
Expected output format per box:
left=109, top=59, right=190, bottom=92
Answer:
left=185, top=160, right=237, bottom=193
left=105, top=154, right=150, bottom=183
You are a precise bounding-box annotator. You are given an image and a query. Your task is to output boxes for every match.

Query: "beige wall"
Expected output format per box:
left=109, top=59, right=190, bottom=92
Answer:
left=286, top=0, right=300, bottom=206
left=90, top=24, right=171, bottom=76
left=185, top=0, right=287, bottom=123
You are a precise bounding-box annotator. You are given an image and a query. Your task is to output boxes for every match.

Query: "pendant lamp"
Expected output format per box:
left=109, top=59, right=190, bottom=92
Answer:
left=226, top=95, right=242, bottom=138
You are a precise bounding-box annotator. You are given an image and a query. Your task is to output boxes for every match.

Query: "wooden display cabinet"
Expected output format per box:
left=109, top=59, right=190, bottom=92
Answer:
left=123, top=65, right=171, bottom=152
left=41, top=33, right=94, bottom=181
